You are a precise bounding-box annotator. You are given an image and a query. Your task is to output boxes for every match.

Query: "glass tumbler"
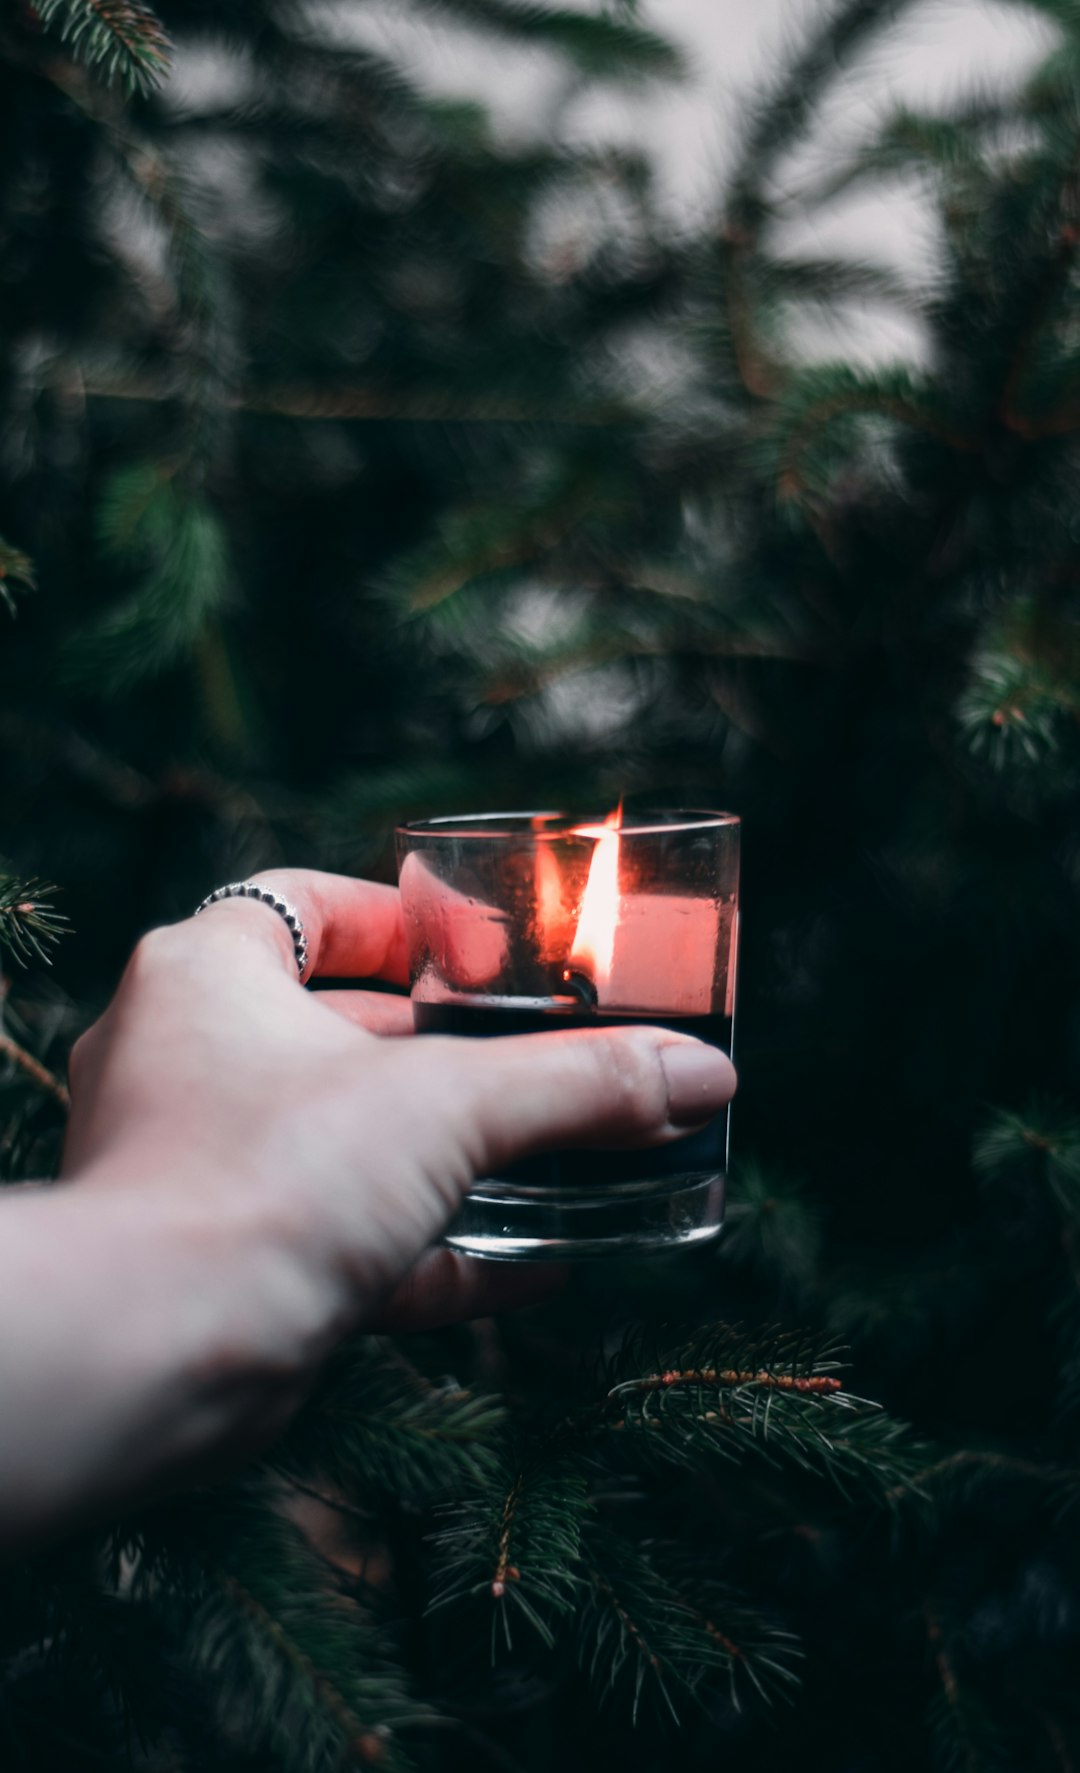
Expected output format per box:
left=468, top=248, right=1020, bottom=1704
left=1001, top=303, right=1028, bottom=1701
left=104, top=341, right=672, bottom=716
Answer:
left=395, top=810, right=739, bottom=1260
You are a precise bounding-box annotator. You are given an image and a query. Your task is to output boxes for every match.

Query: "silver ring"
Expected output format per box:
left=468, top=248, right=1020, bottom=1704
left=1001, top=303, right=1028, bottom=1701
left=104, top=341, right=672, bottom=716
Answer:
left=193, top=880, right=310, bottom=982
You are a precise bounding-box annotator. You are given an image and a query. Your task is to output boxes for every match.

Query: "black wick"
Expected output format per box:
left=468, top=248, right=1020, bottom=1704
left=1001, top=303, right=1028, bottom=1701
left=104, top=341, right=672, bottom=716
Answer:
left=561, top=966, right=599, bottom=1010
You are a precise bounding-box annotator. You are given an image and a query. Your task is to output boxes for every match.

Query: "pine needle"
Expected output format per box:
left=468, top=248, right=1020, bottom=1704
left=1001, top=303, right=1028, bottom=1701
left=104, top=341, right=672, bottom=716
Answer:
left=0, top=876, right=69, bottom=968
left=32, top=0, right=171, bottom=96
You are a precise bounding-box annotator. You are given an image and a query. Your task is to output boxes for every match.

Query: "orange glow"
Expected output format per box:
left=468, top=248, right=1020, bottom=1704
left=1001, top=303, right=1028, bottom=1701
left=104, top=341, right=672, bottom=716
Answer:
left=533, top=834, right=566, bottom=962
left=567, top=805, right=622, bottom=988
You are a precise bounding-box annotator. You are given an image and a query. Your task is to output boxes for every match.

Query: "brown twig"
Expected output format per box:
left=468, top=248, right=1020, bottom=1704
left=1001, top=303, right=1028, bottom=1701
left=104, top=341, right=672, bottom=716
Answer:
left=886, top=1447, right=1080, bottom=1504
left=220, top=1573, right=388, bottom=1765
left=778, top=392, right=976, bottom=505
left=588, top=1568, right=662, bottom=1674
left=610, top=1368, right=843, bottom=1398
left=0, top=1034, right=70, bottom=1110
left=491, top=1475, right=523, bottom=1599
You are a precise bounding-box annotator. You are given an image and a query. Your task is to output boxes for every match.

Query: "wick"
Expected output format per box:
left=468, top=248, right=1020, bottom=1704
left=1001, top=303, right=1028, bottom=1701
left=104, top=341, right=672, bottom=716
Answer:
left=561, top=966, right=598, bottom=1010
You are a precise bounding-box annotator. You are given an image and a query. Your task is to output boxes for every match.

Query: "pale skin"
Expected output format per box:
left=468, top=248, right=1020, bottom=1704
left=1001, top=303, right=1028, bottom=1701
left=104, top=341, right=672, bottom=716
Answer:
left=0, top=871, right=736, bottom=1552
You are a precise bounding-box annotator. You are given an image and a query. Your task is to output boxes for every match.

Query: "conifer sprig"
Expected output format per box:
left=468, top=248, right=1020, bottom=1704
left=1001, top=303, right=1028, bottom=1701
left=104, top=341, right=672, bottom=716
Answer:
left=0, top=537, right=36, bottom=618
left=273, top=1338, right=506, bottom=1509
left=32, top=0, right=171, bottom=96
left=0, top=876, right=69, bottom=968
left=597, top=1326, right=926, bottom=1504
left=577, top=1530, right=799, bottom=1724
left=136, top=1486, right=430, bottom=1773
left=429, top=1442, right=591, bottom=1648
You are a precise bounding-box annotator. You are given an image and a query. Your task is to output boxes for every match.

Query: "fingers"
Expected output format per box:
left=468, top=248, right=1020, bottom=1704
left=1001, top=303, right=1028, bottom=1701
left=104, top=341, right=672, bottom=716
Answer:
left=314, top=988, right=415, bottom=1038
left=370, top=1248, right=567, bottom=1331
left=397, top=852, right=508, bottom=990
left=411, top=1025, right=736, bottom=1181
left=192, top=872, right=409, bottom=983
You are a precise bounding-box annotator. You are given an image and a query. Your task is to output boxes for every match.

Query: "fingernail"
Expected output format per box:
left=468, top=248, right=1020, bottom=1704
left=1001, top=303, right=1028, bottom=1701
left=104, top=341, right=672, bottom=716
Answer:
left=659, top=1041, right=736, bottom=1127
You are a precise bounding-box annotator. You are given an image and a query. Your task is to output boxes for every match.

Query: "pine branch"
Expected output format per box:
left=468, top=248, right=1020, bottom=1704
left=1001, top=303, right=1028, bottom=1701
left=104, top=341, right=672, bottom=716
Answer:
left=772, top=364, right=975, bottom=506
left=726, top=0, right=901, bottom=231
left=66, top=462, right=230, bottom=690
left=596, top=1324, right=927, bottom=1506
left=407, top=0, right=682, bottom=84
left=0, top=1035, right=70, bottom=1110
left=0, top=537, right=36, bottom=619
left=975, top=1099, right=1080, bottom=1225
left=143, top=1486, right=430, bottom=1773
left=32, top=0, right=171, bottom=96
left=925, top=1603, right=1013, bottom=1773
left=271, top=1337, right=505, bottom=1510
left=0, top=876, right=69, bottom=969
left=577, top=1529, right=799, bottom=1726
left=428, top=1440, right=591, bottom=1649
left=720, top=1159, right=825, bottom=1304
left=957, top=648, right=1080, bottom=775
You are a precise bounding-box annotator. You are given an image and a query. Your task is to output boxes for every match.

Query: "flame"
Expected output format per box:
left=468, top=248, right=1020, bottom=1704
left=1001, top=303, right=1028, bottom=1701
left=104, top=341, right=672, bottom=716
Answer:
left=567, top=804, right=622, bottom=989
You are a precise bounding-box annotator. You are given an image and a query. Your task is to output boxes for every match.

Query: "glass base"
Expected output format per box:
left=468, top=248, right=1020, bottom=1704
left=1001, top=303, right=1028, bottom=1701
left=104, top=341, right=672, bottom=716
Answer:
left=442, top=1172, right=725, bottom=1262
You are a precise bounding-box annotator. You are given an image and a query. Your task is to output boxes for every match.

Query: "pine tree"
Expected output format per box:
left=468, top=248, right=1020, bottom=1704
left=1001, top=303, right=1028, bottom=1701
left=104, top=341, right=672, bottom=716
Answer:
left=5, top=1, right=1080, bottom=1769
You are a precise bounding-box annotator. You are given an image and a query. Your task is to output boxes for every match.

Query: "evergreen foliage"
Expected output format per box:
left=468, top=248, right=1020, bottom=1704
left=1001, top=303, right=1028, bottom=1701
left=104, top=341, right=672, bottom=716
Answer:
left=4, top=0, right=1080, bottom=1768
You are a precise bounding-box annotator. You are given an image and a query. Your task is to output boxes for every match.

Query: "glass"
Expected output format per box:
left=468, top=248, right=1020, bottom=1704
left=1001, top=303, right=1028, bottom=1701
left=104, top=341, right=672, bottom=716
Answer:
left=395, top=810, right=740, bottom=1259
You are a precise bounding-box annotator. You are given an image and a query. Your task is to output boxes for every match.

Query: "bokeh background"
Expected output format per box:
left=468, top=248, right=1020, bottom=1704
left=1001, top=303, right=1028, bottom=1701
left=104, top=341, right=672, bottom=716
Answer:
left=5, top=1, right=1080, bottom=1768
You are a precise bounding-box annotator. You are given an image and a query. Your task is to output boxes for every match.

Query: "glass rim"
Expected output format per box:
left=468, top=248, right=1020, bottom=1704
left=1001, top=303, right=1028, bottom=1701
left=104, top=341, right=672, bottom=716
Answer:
left=396, top=808, right=740, bottom=841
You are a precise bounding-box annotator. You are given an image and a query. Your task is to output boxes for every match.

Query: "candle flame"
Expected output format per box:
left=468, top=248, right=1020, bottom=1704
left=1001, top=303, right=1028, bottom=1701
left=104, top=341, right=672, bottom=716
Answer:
left=567, top=804, right=622, bottom=990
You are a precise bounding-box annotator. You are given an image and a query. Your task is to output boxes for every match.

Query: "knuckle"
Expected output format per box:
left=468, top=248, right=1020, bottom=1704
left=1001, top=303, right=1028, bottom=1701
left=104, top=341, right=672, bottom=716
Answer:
left=67, top=1025, right=98, bottom=1089
left=127, top=923, right=186, bottom=979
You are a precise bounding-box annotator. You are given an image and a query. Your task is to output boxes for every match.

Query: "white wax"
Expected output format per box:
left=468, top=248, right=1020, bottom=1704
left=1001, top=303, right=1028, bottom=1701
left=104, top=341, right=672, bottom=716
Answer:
left=591, top=893, right=722, bottom=1015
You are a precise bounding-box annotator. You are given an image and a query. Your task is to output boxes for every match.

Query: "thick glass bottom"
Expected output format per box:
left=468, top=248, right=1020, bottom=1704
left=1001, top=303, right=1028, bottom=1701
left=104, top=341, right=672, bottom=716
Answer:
left=443, top=1171, right=725, bottom=1261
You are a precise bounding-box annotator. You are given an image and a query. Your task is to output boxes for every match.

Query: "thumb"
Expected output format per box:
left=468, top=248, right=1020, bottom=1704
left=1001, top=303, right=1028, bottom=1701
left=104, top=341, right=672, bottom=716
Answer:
left=410, top=1025, right=736, bottom=1182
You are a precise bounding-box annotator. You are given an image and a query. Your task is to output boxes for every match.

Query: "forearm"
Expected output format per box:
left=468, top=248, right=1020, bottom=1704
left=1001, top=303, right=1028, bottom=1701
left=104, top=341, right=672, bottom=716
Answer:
left=0, top=1181, right=321, bottom=1553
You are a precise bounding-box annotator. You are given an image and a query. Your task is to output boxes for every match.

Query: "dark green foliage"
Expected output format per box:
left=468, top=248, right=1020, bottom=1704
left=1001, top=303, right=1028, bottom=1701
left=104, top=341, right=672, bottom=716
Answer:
left=0, top=875, right=68, bottom=967
left=32, top=0, right=171, bottom=96
left=272, top=1337, right=507, bottom=1508
left=5, top=0, right=1080, bottom=1768
left=576, top=1529, right=798, bottom=1723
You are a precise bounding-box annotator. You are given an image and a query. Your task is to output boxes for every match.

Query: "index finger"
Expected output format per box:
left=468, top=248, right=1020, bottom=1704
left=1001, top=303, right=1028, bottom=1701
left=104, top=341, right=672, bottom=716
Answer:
left=200, top=870, right=409, bottom=984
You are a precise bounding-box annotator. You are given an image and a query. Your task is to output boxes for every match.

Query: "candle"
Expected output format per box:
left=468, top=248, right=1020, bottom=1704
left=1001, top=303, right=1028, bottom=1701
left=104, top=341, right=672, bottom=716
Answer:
left=396, top=808, right=740, bottom=1260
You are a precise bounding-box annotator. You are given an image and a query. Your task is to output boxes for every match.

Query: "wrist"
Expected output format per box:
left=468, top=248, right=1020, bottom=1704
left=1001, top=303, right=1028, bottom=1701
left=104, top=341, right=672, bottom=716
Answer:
left=0, top=1176, right=341, bottom=1548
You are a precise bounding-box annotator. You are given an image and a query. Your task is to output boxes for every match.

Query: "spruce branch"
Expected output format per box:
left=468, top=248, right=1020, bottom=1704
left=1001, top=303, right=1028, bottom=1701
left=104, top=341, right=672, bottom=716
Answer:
left=596, top=1325, right=926, bottom=1505
left=67, top=462, right=230, bottom=689
left=32, top=0, right=171, bottom=96
left=577, top=1529, right=799, bottom=1725
left=0, top=1034, right=70, bottom=1111
left=727, top=0, right=901, bottom=231
left=152, top=1487, right=430, bottom=1773
left=925, top=1603, right=1013, bottom=1773
left=975, top=1099, right=1080, bottom=1224
left=428, top=1442, right=591, bottom=1649
left=772, top=365, right=975, bottom=505
left=721, top=1159, right=825, bottom=1303
left=408, top=0, right=681, bottom=84
left=271, top=1337, right=505, bottom=1509
left=0, top=876, right=69, bottom=969
left=957, top=648, right=1080, bottom=773
left=0, top=537, right=36, bottom=618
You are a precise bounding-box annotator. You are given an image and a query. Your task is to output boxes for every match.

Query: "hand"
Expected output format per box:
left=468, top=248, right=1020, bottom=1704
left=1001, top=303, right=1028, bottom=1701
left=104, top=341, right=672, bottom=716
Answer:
left=4, top=870, right=734, bottom=1545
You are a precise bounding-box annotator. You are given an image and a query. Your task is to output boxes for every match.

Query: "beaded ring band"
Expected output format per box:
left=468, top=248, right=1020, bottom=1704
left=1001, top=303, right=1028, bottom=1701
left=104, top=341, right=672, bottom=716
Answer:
left=193, top=880, right=310, bottom=983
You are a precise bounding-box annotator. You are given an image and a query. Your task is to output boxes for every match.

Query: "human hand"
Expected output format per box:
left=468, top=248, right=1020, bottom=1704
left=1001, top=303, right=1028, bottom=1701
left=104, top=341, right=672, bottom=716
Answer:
left=43, top=871, right=735, bottom=1518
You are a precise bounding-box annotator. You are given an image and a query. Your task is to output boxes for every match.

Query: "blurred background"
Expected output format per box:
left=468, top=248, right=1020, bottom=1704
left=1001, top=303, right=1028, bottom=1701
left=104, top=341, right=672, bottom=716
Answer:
left=5, top=0, right=1080, bottom=1767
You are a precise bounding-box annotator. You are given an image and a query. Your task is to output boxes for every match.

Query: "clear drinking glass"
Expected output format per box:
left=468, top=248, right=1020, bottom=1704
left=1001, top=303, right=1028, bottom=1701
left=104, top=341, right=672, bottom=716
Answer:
left=395, top=809, right=740, bottom=1259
